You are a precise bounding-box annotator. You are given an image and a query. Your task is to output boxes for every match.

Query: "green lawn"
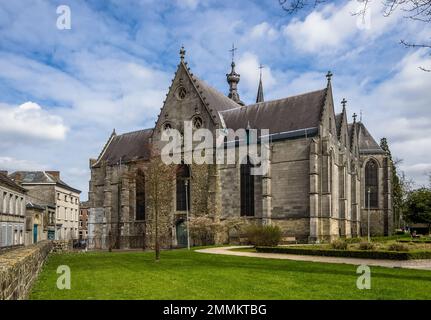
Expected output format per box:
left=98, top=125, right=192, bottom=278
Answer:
left=30, top=248, right=431, bottom=300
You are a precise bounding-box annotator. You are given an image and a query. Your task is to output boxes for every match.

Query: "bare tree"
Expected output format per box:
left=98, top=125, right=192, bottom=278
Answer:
left=279, top=0, right=431, bottom=71
left=130, top=145, right=176, bottom=261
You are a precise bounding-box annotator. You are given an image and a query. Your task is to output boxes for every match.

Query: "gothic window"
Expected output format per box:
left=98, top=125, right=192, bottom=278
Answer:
left=240, top=157, right=255, bottom=217
left=135, top=170, right=146, bottom=221
left=176, top=164, right=190, bottom=211
left=176, top=86, right=187, bottom=100
left=365, top=159, right=378, bottom=208
left=192, top=116, right=203, bottom=129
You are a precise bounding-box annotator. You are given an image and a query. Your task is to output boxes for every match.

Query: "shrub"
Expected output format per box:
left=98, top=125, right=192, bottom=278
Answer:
left=330, top=240, right=348, bottom=250
left=189, top=216, right=219, bottom=246
left=395, top=229, right=405, bottom=235
left=388, top=243, right=410, bottom=252
left=358, top=242, right=376, bottom=251
left=344, top=237, right=362, bottom=244
left=244, top=225, right=282, bottom=247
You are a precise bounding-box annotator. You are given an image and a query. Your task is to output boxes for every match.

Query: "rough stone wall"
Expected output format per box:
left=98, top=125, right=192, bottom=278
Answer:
left=0, top=241, right=52, bottom=300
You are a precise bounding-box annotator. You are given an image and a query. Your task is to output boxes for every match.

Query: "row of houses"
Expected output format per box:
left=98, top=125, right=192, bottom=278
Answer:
left=0, top=170, right=86, bottom=249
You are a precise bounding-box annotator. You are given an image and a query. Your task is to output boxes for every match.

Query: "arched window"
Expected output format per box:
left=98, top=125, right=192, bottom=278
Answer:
left=176, top=164, right=190, bottom=211
left=365, top=159, right=378, bottom=208
left=240, top=157, right=255, bottom=216
left=135, top=170, right=146, bottom=220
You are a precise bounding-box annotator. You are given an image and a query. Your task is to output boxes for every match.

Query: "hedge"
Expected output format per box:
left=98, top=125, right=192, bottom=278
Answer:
left=398, top=239, right=431, bottom=244
left=255, top=246, right=431, bottom=260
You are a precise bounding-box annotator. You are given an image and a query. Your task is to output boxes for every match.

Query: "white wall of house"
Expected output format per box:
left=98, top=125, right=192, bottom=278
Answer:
left=0, top=185, right=26, bottom=248
left=55, top=186, right=80, bottom=240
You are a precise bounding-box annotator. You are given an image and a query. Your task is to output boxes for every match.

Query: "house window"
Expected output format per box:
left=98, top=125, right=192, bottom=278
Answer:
left=240, top=157, right=255, bottom=216
left=365, top=159, right=378, bottom=208
left=135, top=170, right=146, bottom=221
left=176, top=164, right=190, bottom=211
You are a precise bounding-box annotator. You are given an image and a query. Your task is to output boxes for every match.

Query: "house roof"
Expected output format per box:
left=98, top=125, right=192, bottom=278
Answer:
left=220, top=88, right=327, bottom=134
left=26, top=202, right=45, bottom=211
left=9, top=171, right=81, bottom=194
left=0, top=172, right=27, bottom=193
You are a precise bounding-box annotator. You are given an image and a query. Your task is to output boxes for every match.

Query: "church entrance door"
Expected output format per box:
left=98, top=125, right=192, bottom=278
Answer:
left=176, top=220, right=187, bottom=247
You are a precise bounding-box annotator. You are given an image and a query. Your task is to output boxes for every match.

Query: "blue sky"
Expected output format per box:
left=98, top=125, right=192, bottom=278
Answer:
left=0, top=0, right=430, bottom=199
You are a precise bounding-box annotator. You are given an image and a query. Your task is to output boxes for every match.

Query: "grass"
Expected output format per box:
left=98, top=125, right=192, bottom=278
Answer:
left=29, top=248, right=431, bottom=300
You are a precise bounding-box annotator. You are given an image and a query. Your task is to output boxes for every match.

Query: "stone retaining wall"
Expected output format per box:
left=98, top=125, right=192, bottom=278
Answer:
left=0, top=241, right=53, bottom=300
left=52, top=240, right=72, bottom=253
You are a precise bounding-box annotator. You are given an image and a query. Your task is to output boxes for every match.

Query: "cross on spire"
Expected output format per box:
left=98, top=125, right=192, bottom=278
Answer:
left=259, top=64, right=265, bottom=80
left=352, top=113, right=357, bottom=123
left=341, top=98, right=347, bottom=108
left=326, top=70, right=333, bottom=82
left=229, top=43, right=237, bottom=63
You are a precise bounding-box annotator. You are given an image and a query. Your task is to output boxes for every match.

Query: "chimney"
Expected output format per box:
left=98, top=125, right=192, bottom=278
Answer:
left=46, top=171, right=60, bottom=180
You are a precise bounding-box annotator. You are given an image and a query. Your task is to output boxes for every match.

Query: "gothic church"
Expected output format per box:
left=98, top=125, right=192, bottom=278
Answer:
left=87, top=47, right=393, bottom=249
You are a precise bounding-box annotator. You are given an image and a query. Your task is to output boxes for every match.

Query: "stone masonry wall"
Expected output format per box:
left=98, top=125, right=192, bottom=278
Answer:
left=0, top=241, right=52, bottom=300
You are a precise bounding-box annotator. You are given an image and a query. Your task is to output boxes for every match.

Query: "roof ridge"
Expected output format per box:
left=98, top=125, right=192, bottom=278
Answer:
left=245, top=88, right=327, bottom=110
left=116, top=128, right=154, bottom=137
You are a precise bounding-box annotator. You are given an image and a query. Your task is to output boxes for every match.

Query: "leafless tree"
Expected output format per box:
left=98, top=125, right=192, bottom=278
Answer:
left=130, top=145, right=176, bottom=261
left=279, top=0, right=431, bottom=71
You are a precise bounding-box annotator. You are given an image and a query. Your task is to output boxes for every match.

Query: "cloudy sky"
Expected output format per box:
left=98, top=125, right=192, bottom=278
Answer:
left=0, top=0, right=430, bottom=199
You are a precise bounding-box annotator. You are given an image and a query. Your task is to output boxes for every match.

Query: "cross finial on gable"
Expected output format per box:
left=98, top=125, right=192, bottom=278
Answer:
left=180, top=45, right=186, bottom=61
left=326, top=70, right=333, bottom=82
left=341, top=98, right=347, bottom=108
left=352, top=113, right=357, bottom=123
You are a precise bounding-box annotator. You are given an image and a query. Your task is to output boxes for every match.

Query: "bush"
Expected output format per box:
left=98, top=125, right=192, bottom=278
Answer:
left=344, top=237, right=362, bottom=244
left=395, top=229, right=405, bottom=235
left=358, top=242, right=376, bottom=251
left=189, top=216, right=218, bottom=246
left=330, top=240, right=348, bottom=250
left=388, top=243, right=410, bottom=252
left=245, top=225, right=282, bottom=247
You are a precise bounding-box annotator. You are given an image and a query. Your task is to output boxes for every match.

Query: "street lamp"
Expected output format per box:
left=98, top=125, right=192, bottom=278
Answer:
left=367, top=187, right=371, bottom=243
left=185, top=179, right=190, bottom=250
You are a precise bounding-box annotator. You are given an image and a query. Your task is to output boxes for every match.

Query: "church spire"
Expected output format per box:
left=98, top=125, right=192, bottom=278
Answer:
left=226, top=44, right=245, bottom=106
left=256, top=64, right=265, bottom=103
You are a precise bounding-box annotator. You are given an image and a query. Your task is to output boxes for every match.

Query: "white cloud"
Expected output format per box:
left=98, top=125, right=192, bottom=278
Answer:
left=249, top=22, right=278, bottom=40
left=176, top=0, right=200, bottom=10
left=0, top=102, right=68, bottom=141
left=236, top=52, right=276, bottom=96
left=283, top=0, right=400, bottom=53
left=0, top=156, right=47, bottom=172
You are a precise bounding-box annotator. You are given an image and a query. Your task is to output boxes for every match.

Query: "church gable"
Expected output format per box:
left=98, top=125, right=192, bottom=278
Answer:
left=153, top=49, right=241, bottom=142
left=319, top=75, right=337, bottom=138
left=336, top=102, right=350, bottom=149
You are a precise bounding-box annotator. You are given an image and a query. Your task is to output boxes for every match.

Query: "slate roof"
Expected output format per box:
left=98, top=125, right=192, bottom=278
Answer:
left=26, top=202, right=45, bottom=211
left=220, top=89, right=327, bottom=134
left=0, top=172, right=27, bottom=193
left=357, top=122, right=385, bottom=154
left=9, top=171, right=81, bottom=194
left=193, top=77, right=241, bottom=112
left=96, top=128, right=153, bottom=166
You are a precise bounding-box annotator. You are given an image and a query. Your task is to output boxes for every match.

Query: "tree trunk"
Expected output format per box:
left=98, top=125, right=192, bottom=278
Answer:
left=155, top=203, right=160, bottom=261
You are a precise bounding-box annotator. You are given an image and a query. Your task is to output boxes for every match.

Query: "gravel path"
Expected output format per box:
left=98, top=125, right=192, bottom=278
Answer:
left=195, top=246, right=431, bottom=270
